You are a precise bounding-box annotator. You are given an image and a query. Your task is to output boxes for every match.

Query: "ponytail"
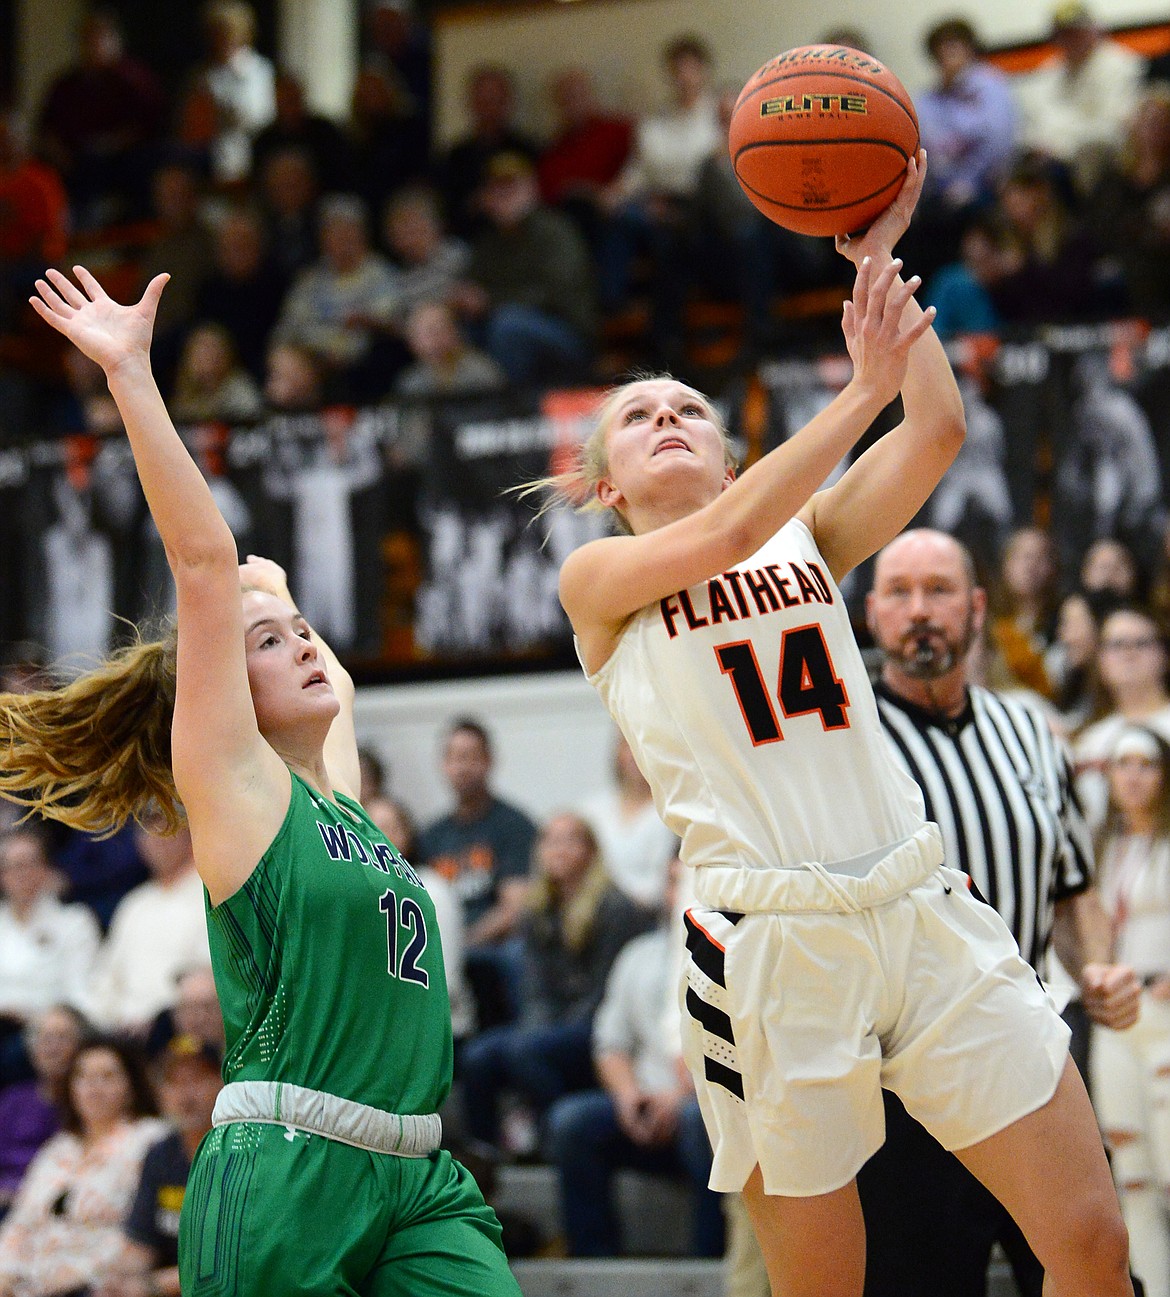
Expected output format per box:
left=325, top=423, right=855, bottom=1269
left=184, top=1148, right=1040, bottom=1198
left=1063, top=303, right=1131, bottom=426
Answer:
left=0, top=628, right=182, bottom=837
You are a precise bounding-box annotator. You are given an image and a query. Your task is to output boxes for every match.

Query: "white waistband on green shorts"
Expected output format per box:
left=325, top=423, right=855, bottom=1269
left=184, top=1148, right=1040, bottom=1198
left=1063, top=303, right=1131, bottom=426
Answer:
left=691, top=822, right=944, bottom=914
left=211, top=1080, right=442, bottom=1157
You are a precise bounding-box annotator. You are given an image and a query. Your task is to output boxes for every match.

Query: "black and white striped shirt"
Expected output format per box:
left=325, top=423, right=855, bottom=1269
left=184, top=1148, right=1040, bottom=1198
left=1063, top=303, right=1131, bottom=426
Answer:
left=875, top=682, right=1092, bottom=972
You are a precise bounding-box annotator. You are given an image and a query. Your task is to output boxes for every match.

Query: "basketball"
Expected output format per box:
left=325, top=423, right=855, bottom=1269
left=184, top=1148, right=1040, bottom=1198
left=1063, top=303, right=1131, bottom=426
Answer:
left=728, top=45, right=919, bottom=238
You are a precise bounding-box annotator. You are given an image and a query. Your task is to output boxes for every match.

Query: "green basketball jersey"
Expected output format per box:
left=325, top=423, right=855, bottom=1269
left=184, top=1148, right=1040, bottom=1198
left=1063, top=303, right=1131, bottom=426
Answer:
left=205, top=774, right=452, bottom=1116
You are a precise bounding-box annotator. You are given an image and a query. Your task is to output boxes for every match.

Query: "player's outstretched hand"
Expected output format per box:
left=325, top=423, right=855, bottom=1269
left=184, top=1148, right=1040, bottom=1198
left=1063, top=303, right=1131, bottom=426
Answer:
left=239, top=555, right=293, bottom=604
left=842, top=254, right=936, bottom=408
left=30, top=267, right=169, bottom=377
left=835, top=148, right=927, bottom=267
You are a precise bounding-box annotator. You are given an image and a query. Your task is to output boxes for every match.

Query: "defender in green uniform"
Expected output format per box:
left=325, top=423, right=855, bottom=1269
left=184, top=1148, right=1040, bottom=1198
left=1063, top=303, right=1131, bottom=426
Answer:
left=23, top=268, right=522, bottom=1297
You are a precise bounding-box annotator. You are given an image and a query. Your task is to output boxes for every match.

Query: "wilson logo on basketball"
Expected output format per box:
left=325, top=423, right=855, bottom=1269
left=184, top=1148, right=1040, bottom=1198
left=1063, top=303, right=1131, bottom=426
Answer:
left=760, top=94, right=868, bottom=117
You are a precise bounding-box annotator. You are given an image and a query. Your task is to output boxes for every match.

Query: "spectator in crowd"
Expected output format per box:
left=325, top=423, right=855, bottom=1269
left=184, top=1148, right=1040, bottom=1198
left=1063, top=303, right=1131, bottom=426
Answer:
left=179, top=0, right=275, bottom=186
left=416, top=718, right=538, bottom=1029
left=1092, top=725, right=1170, bottom=1297
left=137, top=162, right=217, bottom=357
left=0, top=1005, right=88, bottom=1223
left=546, top=858, right=722, bottom=1258
left=366, top=795, right=474, bottom=1045
left=94, top=1037, right=222, bottom=1297
left=1015, top=1, right=1146, bottom=192
left=458, top=811, right=653, bottom=1155
left=382, top=184, right=470, bottom=320
left=263, top=340, right=327, bottom=411
left=0, top=1037, right=163, bottom=1297
left=256, top=146, right=319, bottom=281
left=1088, top=85, right=1170, bottom=320
left=452, top=151, right=596, bottom=387
left=537, top=66, right=633, bottom=250
left=1074, top=603, right=1170, bottom=827
left=274, top=193, right=404, bottom=400
left=578, top=731, right=676, bottom=909
left=192, top=205, right=288, bottom=381
left=924, top=209, right=1009, bottom=338
left=147, top=965, right=224, bottom=1060
left=0, top=113, right=67, bottom=332
left=690, top=84, right=840, bottom=358
left=1048, top=589, right=1121, bottom=734
left=988, top=526, right=1061, bottom=698
left=35, top=7, right=166, bottom=229
left=52, top=821, right=147, bottom=935
left=347, top=65, right=429, bottom=222
left=986, top=151, right=1126, bottom=324
left=438, top=64, right=540, bottom=238
left=909, top=17, right=1018, bottom=282
left=363, top=0, right=433, bottom=153
left=597, top=34, right=721, bottom=363
left=357, top=745, right=386, bottom=804
left=0, top=826, right=100, bottom=1085
left=85, top=816, right=210, bottom=1035
left=1082, top=537, right=1144, bottom=602
left=170, top=322, right=264, bottom=424
left=251, top=69, right=352, bottom=196
left=396, top=301, right=505, bottom=399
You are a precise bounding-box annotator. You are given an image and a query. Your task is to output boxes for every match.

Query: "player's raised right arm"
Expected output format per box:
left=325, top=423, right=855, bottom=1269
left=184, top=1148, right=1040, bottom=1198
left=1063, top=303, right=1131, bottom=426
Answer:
left=560, top=256, right=934, bottom=647
left=30, top=269, right=288, bottom=883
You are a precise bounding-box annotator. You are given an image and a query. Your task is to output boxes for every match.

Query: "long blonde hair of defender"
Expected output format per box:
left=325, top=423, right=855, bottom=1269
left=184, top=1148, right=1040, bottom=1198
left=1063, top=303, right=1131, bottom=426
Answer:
left=516, top=374, right=738, bottom=534
left=0, top=628, right=183, bottom=837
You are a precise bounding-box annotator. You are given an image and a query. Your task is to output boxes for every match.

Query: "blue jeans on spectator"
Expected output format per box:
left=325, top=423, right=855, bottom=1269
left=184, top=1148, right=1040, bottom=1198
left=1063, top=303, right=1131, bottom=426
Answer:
left=475, top=304, right=590, bottom=387
left=546, top=1088, right=724, bottom=1257
left=459, top=1016, right=596, bottom=1148
left=463, top=936, right=525, bottom=1031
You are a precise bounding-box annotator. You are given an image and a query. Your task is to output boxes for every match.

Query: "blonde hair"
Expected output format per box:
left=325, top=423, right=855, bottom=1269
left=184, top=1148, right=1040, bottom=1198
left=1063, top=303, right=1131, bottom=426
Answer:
left=0, top=629, right=183, bottom=838
left=517, top=373, right=736, bottom=534
left=528, top=812, right=610, bottom=952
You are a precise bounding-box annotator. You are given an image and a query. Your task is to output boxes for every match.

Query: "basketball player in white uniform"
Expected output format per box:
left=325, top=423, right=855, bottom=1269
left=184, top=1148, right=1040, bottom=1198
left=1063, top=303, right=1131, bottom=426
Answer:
left=551, top=154, right=1134, bottom=1297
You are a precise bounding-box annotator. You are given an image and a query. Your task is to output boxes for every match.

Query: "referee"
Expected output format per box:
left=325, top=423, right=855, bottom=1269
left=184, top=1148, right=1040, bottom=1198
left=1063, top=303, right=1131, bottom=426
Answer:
left=859, top=528, right=1142, bottom=1297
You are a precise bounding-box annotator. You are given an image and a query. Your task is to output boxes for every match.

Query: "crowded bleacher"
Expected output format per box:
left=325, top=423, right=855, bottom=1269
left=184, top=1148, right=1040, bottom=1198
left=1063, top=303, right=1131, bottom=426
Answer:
left=3, top=2, right=1170, bottom=1295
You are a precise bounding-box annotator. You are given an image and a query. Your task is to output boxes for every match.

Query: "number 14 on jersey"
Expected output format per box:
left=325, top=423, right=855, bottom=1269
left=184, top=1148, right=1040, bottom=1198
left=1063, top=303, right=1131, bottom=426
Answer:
left=716, top=624, right=850, bottom=745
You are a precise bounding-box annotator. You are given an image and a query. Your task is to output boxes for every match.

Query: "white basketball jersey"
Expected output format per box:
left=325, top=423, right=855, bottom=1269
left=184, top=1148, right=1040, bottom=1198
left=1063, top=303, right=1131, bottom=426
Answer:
left=587, top=518, right=928, bottom=882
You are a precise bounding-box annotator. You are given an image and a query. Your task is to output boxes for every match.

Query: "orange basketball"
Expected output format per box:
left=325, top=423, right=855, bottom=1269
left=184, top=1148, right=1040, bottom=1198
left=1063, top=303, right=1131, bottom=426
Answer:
left=729, top=45, right=919, bottom=238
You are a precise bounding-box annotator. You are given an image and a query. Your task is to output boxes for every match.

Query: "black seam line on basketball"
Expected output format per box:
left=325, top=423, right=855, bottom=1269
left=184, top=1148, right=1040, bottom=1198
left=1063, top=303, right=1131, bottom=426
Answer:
left=737, top=70, right=918, bottom=128
left=686, top=987, right=736, bottom=1043
left=736, top=166, right=906, bottom=213
left=704, top=1056, right=745, bottom=1101
left=733, top=136, right=911, bottom=156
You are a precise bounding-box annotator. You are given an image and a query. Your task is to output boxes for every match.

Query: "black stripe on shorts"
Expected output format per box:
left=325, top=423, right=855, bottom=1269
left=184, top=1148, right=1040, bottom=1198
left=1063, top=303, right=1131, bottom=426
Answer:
left=686, top=987, right=735, bottom=1043
left=684, top=910, right=727, bottom=988
left=704, top=1056, right=745, bottom=1101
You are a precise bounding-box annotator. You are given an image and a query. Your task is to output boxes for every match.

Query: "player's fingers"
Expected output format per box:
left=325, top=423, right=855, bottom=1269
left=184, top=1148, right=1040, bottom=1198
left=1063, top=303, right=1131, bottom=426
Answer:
left=887, top=273, right=922, bottom=321
left=28, top=295, right=63, bottom=330
left=33, top=277, right=72, bottom=316
left=852, top=255, right=874, bottom=319
left=899, top=303, right=937, bottom=348
left=841, top=298, right=857, bottom=345
left=866, top=258, right=903, bottom=327
left=45, top=268, right=87, bottom=309
left=72, top=264, right=109, bottom=301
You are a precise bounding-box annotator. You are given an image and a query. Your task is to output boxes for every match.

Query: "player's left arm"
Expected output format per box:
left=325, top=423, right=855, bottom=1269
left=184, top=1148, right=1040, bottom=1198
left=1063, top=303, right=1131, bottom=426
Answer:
left=237, top=556, right=360, bottom=800
left=798, top=151, right=967, bottom=581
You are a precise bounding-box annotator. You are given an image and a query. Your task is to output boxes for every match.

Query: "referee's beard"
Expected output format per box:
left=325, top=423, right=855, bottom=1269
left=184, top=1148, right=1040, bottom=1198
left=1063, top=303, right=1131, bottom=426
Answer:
left=886, top=612, right=978, bottom=681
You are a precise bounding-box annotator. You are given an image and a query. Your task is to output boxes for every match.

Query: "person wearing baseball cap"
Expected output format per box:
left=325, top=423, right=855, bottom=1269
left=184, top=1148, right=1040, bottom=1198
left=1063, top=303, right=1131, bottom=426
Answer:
left=1015, top=0, right=1146, bottom=185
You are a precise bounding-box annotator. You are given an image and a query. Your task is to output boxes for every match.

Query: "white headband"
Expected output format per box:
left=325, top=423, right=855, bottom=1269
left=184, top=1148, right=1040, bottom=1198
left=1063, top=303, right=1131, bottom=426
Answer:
left=1111, top=727, right=1163, bottom=763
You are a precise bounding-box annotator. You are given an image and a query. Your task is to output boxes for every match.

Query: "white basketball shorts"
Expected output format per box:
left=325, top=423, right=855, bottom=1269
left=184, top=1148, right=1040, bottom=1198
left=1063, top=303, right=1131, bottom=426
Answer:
left=680, top=865, right=1071, bottom=1197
